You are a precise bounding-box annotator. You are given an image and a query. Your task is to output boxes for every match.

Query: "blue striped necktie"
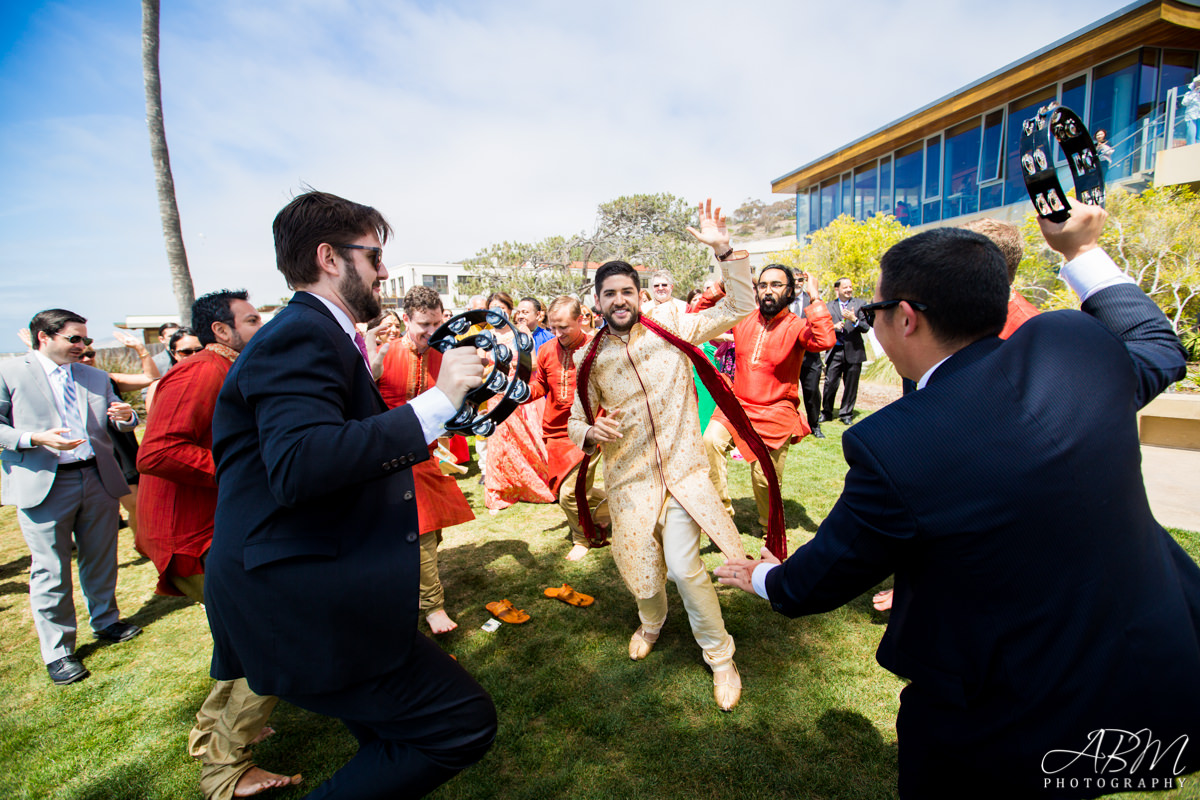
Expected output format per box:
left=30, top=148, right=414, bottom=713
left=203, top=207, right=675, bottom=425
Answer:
left=56, top=365, right=85, bottom=438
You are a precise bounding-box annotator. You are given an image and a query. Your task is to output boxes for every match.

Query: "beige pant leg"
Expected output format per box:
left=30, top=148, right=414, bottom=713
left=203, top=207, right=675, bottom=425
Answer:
left=702, top=420, right=735, bottom=517
left=558, top=456, right=610, bottom=547
left=193, top=679, right=280, bottom=800
left=656, top=497, right=735, bottom=668
left=418, top=529, right=445, bottom=615
left=749, top=442, right=789, bottom=529
left=170, top=573, right=206, bottom=605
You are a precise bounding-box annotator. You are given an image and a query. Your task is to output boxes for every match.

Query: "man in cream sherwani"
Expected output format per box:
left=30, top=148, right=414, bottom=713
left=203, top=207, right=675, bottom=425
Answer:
left=568, top=199, right=754, bottom=710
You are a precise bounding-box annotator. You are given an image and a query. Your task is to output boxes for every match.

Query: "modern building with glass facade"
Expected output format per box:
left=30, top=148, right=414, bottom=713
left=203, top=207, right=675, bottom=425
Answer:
left=773, top=0, right=1200, bottom=236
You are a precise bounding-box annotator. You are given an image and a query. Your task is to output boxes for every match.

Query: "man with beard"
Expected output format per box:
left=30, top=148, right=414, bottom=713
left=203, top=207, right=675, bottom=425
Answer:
left=376, top=285, right=475, bottom=634
left=206, top=190, right=495, bottom=797
left=136, top=290, right=296, bottom=799
left=527, top=295, right=609, bottom=561
left=702, top=265, right=835, bottom=533
left=568, top=199, right=754, bottom=711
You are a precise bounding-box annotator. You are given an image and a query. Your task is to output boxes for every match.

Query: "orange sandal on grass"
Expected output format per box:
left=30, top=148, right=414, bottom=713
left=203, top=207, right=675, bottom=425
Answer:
left=485, top=599, right=530, bottom=624
left=543, top=584, right=594, bottom=607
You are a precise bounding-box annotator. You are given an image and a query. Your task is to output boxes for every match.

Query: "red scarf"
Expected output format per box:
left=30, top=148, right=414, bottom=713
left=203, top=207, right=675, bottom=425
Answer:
left=574, top=316, right=788, bottom=558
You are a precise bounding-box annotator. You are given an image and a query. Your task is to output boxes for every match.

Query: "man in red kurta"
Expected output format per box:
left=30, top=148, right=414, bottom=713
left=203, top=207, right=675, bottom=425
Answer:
left=377, top=286, right=474, bottom=634
left=137, top=291, right=299, bottom=800
left=702, top=265, right=835, bottom=532
left=527, top=296, right=610, bottom=561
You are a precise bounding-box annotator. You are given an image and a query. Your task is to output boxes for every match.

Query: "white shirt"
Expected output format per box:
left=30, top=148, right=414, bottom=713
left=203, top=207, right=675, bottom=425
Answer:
left=32, top=350, right=96, bottom=463
left=301, top=292, right=456, bottom=445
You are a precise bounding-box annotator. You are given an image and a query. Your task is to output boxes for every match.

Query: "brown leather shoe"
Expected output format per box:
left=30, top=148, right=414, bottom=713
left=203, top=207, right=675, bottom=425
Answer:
left=713, top=662, right=741, bottom=711
left=628, top=626, right=659, bottom=660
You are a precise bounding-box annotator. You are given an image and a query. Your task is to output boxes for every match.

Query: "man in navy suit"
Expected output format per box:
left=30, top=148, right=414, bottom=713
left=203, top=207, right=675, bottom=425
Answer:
left=717, top=204, right=1200, bottom=798
left=205, top=190, right=495, bottom=798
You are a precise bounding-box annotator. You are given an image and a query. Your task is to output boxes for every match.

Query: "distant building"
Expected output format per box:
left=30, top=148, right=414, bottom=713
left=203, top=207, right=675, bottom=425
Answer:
left=774, top=0, right=1200, bottom=235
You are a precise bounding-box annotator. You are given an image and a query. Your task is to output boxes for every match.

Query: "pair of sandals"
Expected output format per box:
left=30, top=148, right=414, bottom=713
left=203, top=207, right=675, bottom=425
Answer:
left=486, top=584, right=595, bottom=624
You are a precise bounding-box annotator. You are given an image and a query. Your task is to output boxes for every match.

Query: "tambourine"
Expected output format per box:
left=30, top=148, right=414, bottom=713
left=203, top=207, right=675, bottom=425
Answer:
left=428, top=309, right=534, bottom=437
left=1019, top=104, right=1105, bottom=223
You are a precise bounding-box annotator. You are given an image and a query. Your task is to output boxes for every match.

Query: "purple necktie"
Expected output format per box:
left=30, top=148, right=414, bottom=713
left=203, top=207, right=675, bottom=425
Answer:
left=353, top=331, right=370, bottom=367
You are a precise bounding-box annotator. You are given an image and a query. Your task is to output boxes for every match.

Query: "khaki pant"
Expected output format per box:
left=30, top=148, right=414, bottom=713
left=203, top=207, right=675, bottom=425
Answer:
left=703, top=420, right=789, bottom=530
left=558, top=456, right=610, bottom=547
left=172, top=574, right=278, bottom=800
left=419, top=529, right=445, bottom=615
left=635, top=496, right=735, bottom=669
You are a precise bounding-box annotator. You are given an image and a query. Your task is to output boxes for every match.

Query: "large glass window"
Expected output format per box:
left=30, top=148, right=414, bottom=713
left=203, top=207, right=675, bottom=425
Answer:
left=819, top=179, right=840, bottom=228
left=878, top=156, right=893, bottom=216
left=841, top=173, right=854, bottom=218
left=893, top=142, right=922, bottom=226
left=1090, top=52, right=1139, bottom=180
left=422, top=275, right=449, bottom=294
left=809, top=187, right=819, bottom=233
left=942, top=118, right=980, bottom=219
left=1161, top=50, right=1198, bottom=147
left=1004, top=85, right=1056, bottom=206
left=796, top=191, right=811, bottom=237
left=979, top=109, right=1004, bottom=182
left=854, top=162, right=878, bottom=220
left=923, top=136, right=942, bottom=224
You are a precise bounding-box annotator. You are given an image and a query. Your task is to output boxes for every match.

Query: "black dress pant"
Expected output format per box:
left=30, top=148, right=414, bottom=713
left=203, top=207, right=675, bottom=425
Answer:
left=799, top=351, right=823, bottom=429
left=281, top=632, right=497, bottom=799
left=822, top=347, right=861, bottom=422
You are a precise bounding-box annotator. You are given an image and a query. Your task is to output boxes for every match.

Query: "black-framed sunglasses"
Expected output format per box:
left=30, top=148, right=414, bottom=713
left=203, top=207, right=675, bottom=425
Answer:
left=859, top=299, right=929, bottom=326
left=332, top=243, right=384, bottom=269
left=173, top=346, right=204, bottom=356
left=56, top=333, right=94, bottom=345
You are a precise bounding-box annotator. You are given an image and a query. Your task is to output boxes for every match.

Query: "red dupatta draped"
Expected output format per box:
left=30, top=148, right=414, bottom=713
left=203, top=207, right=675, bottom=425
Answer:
left=573, top=316, right=788, bottom=558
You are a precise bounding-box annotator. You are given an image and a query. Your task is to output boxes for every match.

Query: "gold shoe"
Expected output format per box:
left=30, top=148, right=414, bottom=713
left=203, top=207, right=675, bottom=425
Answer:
left=713, top=662, right=741, bottom=711
left=628, top=626, right=659, bottom=661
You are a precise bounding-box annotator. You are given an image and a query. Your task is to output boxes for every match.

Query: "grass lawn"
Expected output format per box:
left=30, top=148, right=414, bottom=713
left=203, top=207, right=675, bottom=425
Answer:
left=1, top=417, right=1197, bottom=799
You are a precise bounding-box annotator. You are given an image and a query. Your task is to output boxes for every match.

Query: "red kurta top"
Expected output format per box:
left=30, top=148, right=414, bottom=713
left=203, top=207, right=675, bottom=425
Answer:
left=528, top=333, right=593, bottom=491
left=377, top=336, right=475, bottom=534
left=136, top=344, right=236, bottom=596
left=711, top=304, right=836, bottom=449
left=1000, top=292, right=1041, bottom=340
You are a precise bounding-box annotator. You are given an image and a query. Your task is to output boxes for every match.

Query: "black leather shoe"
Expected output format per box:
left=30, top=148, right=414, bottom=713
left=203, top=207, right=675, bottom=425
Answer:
left=840, top=418, right=853, bottom=426
left=818, top=414, right=831, bottom=423
left=47, top=655, right=89, bottom=685
left=95, top=621, right=142, bottom=643
left=811, top=427, right=826, bottom=439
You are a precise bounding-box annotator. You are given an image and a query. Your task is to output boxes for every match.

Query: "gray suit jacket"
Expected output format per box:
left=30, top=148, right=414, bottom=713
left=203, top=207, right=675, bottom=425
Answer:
left=0, top=354, right=134, bottom=508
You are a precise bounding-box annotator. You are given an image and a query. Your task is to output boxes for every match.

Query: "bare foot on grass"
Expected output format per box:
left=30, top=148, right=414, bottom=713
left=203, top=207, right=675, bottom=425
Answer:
left=565, top=544, right=590, bottom=561
left=873, top=589, right=893, bottom=611
left=426, top=609, right=458, bottom=634
left=233, top=766, right=302, bottom=797
left=248, top=726, right=275, bottom=746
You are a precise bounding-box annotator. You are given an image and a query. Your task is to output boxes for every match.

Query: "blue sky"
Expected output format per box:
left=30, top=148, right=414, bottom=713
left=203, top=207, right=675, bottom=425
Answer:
left=0, top=0, right=1134, bottom=345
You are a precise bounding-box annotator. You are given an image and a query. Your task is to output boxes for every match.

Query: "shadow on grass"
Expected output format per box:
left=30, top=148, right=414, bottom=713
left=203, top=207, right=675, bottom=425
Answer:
left=730, top=495, right=819, bottom=534
left=0, top=553, right=30, bottom=581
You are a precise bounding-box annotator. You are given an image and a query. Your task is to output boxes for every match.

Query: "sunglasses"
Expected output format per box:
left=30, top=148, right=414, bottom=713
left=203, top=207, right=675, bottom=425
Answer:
left=332, top=243, right=383, bottom=269
left=859, top=299, right=929, bottom=326
left=173, top=347, right=204, bottom=356
left=82, top=350, right=96, bottom=359
left=56, top=333, right=94, bottom=345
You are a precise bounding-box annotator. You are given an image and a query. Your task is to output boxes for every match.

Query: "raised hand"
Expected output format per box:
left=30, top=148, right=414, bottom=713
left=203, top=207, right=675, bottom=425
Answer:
left=685, top=198, right=732, bottom=254
left=1039, top=199, right=1107, bottom=262
left=112, top=329, right=141, bottom=349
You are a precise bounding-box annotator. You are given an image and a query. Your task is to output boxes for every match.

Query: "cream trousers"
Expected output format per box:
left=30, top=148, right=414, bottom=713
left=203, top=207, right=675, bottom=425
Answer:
left=703, top=420, right=789, bottom=529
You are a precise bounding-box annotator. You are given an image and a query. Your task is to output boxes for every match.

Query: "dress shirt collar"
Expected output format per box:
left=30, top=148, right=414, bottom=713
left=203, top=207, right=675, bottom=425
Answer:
left=34, top=349, right=68, bottom=379
left=916, top=354, right=953, bottom=390
left=301, top=291, right=357, bottom=340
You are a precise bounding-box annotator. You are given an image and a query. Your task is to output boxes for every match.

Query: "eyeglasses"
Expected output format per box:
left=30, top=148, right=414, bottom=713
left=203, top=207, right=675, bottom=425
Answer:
left=859, top=299, right=929, bottom=326
left=756, top=281, right=788, bottom=291
left=82, top=351, right=96, bottom=359
left=651, top=283, right=671, bottom=289
left=56, top=333, right=94, bottom=345
left=332, top=243, right=383, bottom=269
left=173, top=347, right=204, bottom=356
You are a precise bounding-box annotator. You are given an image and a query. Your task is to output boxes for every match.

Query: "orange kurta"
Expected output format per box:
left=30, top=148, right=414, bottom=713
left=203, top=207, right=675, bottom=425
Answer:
left=377, top=337, right=474, bottom=534
left=710, top=305, right=836, bottom=451
left=528, top=334, right=593, bottom=492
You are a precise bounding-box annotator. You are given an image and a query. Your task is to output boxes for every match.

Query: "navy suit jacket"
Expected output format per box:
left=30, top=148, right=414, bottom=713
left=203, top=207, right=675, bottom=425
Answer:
left=206, top=292, right=431, bottom=696
left=767, top=283, right=1200, bottom=796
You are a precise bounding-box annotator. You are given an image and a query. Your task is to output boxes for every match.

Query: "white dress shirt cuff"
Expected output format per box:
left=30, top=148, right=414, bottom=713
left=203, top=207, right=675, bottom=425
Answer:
left=18, top=433, right=33, bottom=449
left=409, top=386, right=458, bottom=445
left=1060, top=248, right=1134, bottom=302
left=751, top=563, right=777, bottom=600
